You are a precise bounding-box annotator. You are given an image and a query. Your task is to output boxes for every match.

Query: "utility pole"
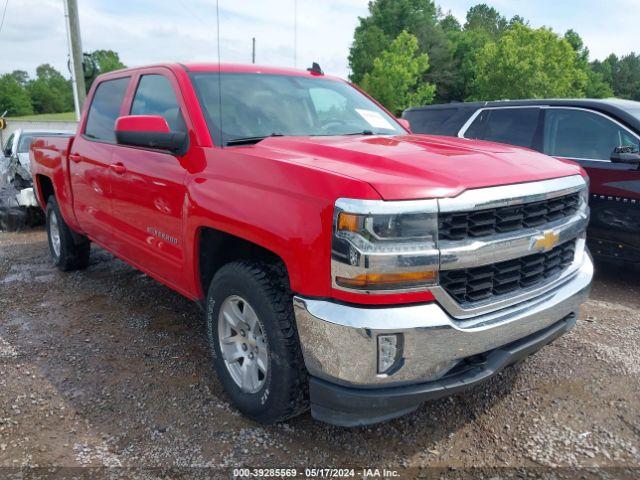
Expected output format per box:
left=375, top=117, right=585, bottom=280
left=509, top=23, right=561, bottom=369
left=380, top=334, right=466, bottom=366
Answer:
left=252, top=37, right=256, bottom=64
left=63, top=0, right=86, bottom=121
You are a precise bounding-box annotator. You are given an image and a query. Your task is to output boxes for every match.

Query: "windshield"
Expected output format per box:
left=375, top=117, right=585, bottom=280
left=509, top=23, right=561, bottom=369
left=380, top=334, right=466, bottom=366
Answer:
left=190, top=73, right=404, bottom=146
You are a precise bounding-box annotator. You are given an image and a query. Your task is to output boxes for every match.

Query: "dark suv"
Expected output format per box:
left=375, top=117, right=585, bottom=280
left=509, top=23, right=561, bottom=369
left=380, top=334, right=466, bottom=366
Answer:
left=404, top=99, right=640, bottom=265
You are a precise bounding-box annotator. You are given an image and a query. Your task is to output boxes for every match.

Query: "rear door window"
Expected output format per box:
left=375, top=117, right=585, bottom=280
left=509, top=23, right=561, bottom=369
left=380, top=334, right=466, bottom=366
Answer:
left=84, top=77, right=130, bottom=143
left=131, top=74, right=186, bottom=133
left=543, top=108, right=640, bottom=161
left=404, top=108, right=459, bottom=135
left=465, top=108, right=541, bottom=148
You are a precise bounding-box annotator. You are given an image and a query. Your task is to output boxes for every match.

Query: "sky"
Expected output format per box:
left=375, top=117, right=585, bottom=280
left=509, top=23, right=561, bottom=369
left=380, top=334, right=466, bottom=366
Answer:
left=0, top=0, right=639, bottom=80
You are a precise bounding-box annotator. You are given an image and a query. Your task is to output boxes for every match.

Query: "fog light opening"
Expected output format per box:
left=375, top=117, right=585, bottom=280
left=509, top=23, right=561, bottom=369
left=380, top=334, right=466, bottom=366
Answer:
left=377, top=334, right=402, bottom=374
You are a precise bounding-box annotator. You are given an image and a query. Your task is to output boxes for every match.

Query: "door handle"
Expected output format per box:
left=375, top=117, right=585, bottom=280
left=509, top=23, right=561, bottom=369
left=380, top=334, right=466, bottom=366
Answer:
left=69, top=154, right=83, bottom=163
left=109, top=163, right=127, bottom=174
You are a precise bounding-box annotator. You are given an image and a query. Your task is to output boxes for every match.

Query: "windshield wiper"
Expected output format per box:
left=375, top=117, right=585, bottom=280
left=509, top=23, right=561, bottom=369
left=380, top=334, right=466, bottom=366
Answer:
left=344, top=130, right=374, bottom=136
left=226, top=133, right=283, bottom=146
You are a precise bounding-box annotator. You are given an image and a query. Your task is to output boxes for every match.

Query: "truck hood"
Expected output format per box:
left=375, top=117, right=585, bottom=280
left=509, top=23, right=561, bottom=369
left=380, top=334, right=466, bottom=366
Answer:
left=254, top=134, right=583, bottom=200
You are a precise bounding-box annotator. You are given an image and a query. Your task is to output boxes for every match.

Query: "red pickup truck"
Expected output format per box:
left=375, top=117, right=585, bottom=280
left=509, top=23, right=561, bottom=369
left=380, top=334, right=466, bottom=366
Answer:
left=30, top=63, right=593, bottom=427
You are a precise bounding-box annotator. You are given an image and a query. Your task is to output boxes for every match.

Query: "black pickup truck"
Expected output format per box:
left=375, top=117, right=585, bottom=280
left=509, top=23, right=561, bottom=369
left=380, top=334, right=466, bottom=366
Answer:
left=404, top=99, right=640, bottom=266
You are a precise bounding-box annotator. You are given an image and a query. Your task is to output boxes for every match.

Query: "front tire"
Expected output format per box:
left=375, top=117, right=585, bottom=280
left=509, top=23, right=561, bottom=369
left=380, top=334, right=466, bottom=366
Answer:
left=206, top=261, right=309, bottom=423
left=46, top=196, right=90, bottom=271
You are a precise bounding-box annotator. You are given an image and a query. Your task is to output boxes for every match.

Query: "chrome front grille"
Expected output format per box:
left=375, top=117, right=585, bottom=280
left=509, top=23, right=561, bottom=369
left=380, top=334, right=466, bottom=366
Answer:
left=440, top=241, right=576, bottom=305
left=433, top=175, right=589, bottom=317
left=439, top=192, right=581, bottom=241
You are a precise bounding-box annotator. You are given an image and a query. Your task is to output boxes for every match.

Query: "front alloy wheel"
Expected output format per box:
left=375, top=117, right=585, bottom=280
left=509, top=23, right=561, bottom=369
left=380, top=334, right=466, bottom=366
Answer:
left=218, top=295, right=269, bottom=394
left=205, top=261, right=309, bottom=423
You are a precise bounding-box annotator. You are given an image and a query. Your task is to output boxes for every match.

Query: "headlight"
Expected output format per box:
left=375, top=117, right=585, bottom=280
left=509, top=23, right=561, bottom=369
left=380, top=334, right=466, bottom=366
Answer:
left=579, top=184, right=589, bottom=212
left=331, top=198, right=439, bottom=293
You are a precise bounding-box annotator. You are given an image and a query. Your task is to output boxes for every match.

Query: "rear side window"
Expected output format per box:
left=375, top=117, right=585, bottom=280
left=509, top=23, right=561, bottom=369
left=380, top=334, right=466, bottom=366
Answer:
left=543, top=108, right=640, bottom=161
left=404, top=108, right=459, bottom=135
left=85, top=77, right=130, bottom=143
left=465, top=108, right=541, bottom=148
left=131, top=75, right=186, bottom=132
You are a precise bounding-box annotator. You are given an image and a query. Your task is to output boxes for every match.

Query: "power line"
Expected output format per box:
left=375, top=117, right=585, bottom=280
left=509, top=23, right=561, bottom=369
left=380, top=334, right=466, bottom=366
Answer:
left=0, top=0, right=9, bottom=36
left=175, top=0, right=208, bottom=27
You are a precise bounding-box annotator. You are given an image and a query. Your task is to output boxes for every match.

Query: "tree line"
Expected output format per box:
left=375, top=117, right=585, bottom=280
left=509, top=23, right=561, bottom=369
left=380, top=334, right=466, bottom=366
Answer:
left=0, top=50, right=125, bottom=117
left=350, top=1, right=640, bottom=114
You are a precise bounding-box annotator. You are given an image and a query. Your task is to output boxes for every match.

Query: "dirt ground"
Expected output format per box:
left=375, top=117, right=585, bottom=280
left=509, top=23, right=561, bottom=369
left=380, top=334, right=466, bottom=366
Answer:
left=0, top=228, right=638, bottom=479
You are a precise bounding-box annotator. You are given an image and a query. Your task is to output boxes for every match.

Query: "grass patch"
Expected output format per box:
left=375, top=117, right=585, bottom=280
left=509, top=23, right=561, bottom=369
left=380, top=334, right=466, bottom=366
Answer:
left=6, top=112, right=77, bottom=122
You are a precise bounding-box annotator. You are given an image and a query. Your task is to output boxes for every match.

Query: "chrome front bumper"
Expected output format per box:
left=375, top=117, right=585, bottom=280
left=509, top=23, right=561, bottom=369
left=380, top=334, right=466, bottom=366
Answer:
left=293, top=253, right=593, bottom=388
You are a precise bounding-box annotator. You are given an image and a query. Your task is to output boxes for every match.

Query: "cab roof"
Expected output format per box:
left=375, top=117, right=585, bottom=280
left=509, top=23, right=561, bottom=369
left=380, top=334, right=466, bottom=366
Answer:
left=100, top=62, right=344, bottom=82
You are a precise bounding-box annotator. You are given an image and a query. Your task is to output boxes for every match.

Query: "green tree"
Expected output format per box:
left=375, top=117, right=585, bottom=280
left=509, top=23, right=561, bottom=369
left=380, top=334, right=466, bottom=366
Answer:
left=86, top=50, right=127, bottom=91
left=361, top=31, right=436, bottom=114
left=90, top=49, right=126, bottom=73
left=591, top=54, right=617, bottom=88
left=27, top=64, right=74, bottom=114
left=348, top=23, right=388, bottom=85
left=507, top=15, right=528, bottom=28
left=563, top=30, right=613, bottom=98
left=0, top=73, right=33, bottom=116
left=612, top=53, right=640, bottom=100
left=564, top=29, right=589, bottom=62
left=439, top=12, right=461, bottom=34
left=9, top=70, right=30, bottom=88
left=584, top=69, right=614, bottom=98
left=464, top=4, right=507, bottom=36
left=446, top=27, right=493, bottom=101
left=471, top=24, right=587, bottom=100
left=348, top=0, right=456, bottom=101
left=444, top=5, right=528, bottom=102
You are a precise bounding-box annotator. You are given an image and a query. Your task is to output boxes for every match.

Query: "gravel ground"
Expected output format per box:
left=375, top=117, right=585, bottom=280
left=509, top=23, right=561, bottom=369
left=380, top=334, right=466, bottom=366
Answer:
left=0, top=229, right=638, bottom=479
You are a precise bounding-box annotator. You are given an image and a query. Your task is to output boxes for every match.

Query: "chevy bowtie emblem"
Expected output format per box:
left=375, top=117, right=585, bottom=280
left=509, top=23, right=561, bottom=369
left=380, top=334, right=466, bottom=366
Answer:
left=533, top=230, right=560, bottom=252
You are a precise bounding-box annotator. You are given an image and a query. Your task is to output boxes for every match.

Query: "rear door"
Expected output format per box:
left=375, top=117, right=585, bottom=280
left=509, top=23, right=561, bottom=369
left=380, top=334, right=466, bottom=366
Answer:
left=69, top=76, right=131, bottom=244
left=541, top=107, right=640, bottom=261
left=107, top=69, right=190, bottom=284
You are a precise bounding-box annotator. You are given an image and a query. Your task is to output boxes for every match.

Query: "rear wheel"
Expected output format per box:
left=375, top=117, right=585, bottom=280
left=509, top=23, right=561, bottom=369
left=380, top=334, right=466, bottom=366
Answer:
left=205, top=261, right=309, bottom=423
left=46, top=196, right=90, bottom=271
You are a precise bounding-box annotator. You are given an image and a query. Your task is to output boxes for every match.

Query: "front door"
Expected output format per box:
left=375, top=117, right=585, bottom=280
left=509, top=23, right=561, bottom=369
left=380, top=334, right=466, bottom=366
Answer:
left=108, top=70, right=191, bottom=284
left=69, top=76, right=131, bottom=244
left=541, top=107, right=640, bottom=262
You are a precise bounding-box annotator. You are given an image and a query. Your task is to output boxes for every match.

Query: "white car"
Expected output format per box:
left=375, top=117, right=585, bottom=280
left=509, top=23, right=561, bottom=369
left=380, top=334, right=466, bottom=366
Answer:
left=0, top=129, right=73, bottom=211
left=3, top=129, right=74, bottom=173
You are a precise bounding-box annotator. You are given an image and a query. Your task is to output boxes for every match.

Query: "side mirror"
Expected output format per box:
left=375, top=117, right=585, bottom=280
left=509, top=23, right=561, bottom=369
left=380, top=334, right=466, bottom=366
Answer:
left=115, top=115, right=188, bottom=156
left=610, top=146, right=640, bottom=165
left=397, top=118, right=412, bottom=133
left=3, top=147, right=11, bottom=158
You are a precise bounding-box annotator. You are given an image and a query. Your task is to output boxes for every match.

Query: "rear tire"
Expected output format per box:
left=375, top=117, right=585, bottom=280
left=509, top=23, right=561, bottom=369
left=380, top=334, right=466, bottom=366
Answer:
left=205, top=261, right=309, bottom=423
left=46, top=196, right=90, bottom=271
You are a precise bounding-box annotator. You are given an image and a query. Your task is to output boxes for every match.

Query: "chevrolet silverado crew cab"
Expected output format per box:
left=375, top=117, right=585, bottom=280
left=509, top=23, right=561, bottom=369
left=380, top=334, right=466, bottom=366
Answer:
left=30, top=63, right=593, bottom=427
left=404, top=99, right=640, bottom=267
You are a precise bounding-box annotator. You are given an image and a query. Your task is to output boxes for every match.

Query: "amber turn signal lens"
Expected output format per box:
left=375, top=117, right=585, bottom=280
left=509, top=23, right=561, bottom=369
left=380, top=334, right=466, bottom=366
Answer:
left=337, top=212, right=360, bottom=232
left=336, top=270, right=436, bottom=290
